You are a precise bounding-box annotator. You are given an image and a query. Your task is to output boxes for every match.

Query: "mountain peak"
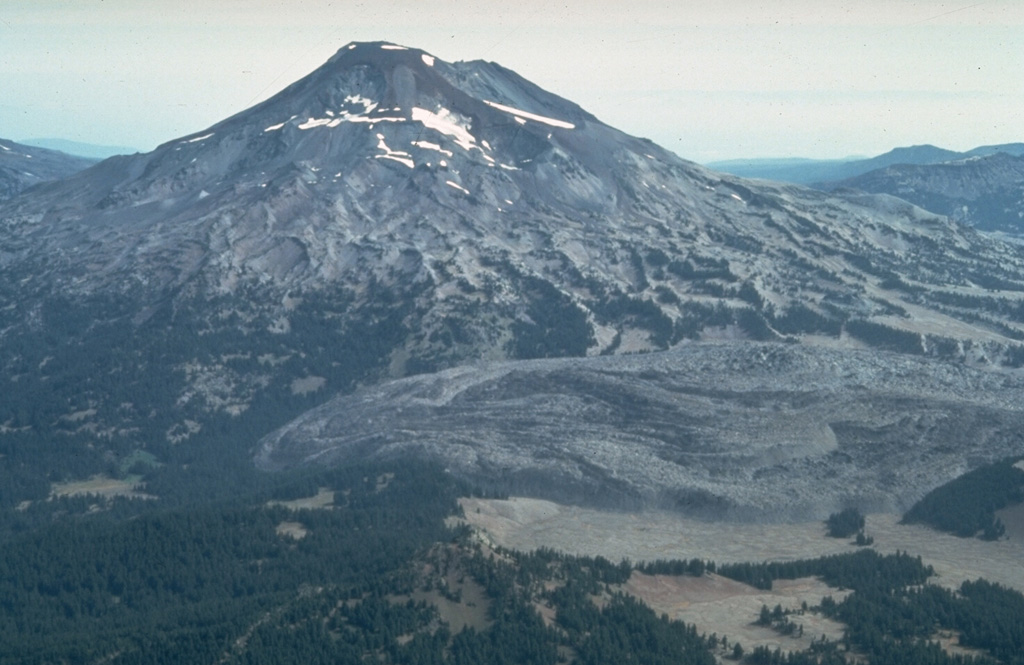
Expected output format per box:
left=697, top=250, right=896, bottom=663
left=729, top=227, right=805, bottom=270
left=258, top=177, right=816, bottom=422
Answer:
left=160, top=38, right=598, bottom=183
left=330, top=40, right=436, bottom=63
left=5, top=41, right=1024, bottom=373
left=6, top=43, right=1024, bottom=522
left=254, top=39, right=588, bottom=126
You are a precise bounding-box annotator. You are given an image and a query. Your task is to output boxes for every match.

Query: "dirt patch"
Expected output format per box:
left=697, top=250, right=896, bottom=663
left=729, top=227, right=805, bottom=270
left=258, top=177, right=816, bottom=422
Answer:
left=375, top=472, right=395, bottom=492
left=60, top=408, right=96, bottom=423
left=622, top=572, right=846, bottom=655
left=457, top=497, right=854, bottom=563
left=405, top=586, right=490, bottom=634
left=392, top=544, right=492, bottom=634
left=267, top=487, right=336, bottom=510
left=291, top=376, right=326, bottom=396
left=50, top=474, right=156, bottom=501
left=533, top=600, right=558, bottom=628
left=275, top=521, right=309, bottom=539
left=932, top=631, right=990, bottom=660
left=166, top=419, right=202, bottom=444
left=258, top=353, right=293, bottom=366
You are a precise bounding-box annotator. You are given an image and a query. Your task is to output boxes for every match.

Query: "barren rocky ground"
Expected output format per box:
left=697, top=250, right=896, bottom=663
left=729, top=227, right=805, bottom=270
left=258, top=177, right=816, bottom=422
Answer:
left=260, top=342, right=1024, bottom=521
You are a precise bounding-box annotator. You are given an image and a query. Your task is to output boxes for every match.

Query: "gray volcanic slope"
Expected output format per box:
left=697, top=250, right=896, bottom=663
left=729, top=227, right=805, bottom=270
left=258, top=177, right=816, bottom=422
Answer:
left=257, top=342, right=1024, bottom=522
left=0, top=138, right=96, bottom=202
left=830, top=152, right=1024, bottom=234
left=6, top=41, right=1024, bottom=507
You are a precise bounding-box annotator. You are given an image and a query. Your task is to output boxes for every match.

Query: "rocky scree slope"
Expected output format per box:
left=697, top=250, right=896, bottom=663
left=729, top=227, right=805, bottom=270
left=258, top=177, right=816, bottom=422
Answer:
left=257, top=341, right=1024, bottom=521
left=3, top=42, right=1024, bottom=497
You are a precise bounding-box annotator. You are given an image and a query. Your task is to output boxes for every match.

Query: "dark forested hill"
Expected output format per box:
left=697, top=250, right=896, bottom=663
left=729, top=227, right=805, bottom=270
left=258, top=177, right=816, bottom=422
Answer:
left=903, top=457, right=1024, bottom=538
left=4, top=459, right=1024, bottom=665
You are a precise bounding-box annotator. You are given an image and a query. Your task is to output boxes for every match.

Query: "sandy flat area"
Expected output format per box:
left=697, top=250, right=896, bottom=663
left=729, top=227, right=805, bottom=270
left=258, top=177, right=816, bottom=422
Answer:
left=460, top=496, right=1024, bottom=657
left=460, top=497, right=1024, bottom=592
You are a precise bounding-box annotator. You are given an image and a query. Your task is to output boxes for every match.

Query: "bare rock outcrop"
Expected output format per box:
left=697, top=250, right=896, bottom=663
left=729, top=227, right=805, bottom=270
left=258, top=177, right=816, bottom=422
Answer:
left=257, top=342, right=1024, bottom=521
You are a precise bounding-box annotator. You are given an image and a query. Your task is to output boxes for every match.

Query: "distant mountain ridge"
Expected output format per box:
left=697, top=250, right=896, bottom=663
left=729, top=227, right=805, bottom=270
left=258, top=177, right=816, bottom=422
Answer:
left=708, top=142, right=1024, bottom=184
left=0, top=138, right=97, bottom=202
left=19, top=138, right=139, bottom=160
left=827, top=151, right=1024, bottom=234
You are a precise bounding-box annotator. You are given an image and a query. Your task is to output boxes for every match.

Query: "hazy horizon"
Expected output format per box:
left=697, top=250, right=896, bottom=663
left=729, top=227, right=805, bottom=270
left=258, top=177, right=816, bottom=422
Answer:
left=2, top=1, right=1022, bottom=162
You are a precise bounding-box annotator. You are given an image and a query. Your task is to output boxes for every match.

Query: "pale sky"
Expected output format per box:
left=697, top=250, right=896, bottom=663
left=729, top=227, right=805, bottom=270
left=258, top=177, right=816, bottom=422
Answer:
left=1, top=0, right=1022, bottom=161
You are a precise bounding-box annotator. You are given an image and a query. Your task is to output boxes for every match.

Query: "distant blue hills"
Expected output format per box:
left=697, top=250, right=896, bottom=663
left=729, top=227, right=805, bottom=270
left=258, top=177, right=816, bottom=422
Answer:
left=706, top=143, right=1024, bottom=186
left=19, top=137, right=140, bottom=159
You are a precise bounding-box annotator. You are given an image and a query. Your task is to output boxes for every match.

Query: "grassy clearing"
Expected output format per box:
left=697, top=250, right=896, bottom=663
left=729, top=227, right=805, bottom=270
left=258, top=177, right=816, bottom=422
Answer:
left=290, top=376, right=326, bottom=396
left=391, top=544, right=492, bottom=634
left=50, top=474, right=156, bottom=501
left=623, top=571, right=846, bottom=656
left=459, top=498, right=1024, bottom=592
left=275, top=521, right=309, bottom=539
left=995, top=502, right=1024, bottom=540
left=266, top=487, right=336, bottom=510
